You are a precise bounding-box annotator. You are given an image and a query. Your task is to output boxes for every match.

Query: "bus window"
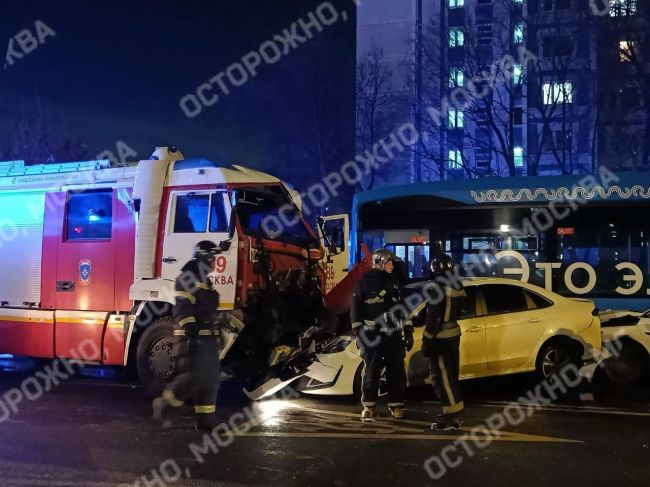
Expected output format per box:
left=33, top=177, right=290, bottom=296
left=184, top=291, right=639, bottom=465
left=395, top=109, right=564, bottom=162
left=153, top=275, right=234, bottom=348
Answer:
left=385, top=244, right=430, bottom=279
left=557, top=226, right=646, bottom=296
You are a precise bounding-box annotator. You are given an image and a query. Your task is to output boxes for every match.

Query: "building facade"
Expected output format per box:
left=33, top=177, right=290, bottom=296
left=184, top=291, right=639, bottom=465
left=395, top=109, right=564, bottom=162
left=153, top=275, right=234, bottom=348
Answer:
left=357, top=0, right=648, bottom=183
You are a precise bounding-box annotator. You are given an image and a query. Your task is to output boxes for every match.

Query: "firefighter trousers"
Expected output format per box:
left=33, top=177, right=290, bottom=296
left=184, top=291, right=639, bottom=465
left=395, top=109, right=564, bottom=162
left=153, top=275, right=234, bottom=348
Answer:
left=164, top=334, right=221, bottom=421
left=357, top=330, right=406, bottom=409
left=429, top=336, right=463, bottom=418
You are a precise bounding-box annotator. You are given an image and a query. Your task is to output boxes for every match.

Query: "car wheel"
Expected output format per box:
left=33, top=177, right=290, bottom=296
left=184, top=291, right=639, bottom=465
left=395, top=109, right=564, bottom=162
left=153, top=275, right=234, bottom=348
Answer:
left=136, top=316, right=176, bottom=396
left=536, top=341, right=581, bottom=381
left=602, top=340, right=649, bottom=387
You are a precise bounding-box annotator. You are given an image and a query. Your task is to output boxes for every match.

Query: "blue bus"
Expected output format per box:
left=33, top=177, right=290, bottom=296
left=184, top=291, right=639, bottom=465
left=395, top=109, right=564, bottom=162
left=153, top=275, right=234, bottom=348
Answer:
left=349, top=169, right=650, bottom=311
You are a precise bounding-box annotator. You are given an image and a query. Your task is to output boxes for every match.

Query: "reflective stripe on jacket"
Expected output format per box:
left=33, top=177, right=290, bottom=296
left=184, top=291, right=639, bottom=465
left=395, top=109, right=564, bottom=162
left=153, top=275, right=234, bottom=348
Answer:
left=424, top=286, right=468, bottom=340
left=351, top=269, right=412, bottom=332
left=173, top=259, right=220, bottom=335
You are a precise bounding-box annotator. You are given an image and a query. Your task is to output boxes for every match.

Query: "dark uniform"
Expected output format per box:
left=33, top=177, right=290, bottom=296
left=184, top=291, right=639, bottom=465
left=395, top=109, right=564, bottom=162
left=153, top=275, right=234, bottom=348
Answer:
left=351, top=250, right=413, bottom=419
left=157, top=241, right=222, bottom=431
left=422, top=254, right=468, bottom=429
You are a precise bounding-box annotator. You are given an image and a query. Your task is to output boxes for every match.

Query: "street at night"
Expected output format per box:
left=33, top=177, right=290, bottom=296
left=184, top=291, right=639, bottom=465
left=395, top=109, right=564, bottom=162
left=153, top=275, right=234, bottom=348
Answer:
left=0, top=361, right=648, bottom=486
left=2, top=1, right=650, bottom=486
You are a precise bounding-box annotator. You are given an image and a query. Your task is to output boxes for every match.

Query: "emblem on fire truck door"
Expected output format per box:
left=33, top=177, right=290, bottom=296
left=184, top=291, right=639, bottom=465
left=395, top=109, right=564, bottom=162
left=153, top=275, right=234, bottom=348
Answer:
left=79, top=260, right=92, bottom=285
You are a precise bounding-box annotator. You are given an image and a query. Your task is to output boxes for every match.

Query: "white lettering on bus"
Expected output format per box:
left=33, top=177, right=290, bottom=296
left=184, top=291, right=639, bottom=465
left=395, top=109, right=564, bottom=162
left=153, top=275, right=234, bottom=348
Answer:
left=564, top=263, right=597, bottom=295
left=494, top=251, right=530, bottom=282
left=535, top=262, right=562, bottom=290
left=615, top=262, right=644, bottom=296
left=495, top=252, right=646, bottom=296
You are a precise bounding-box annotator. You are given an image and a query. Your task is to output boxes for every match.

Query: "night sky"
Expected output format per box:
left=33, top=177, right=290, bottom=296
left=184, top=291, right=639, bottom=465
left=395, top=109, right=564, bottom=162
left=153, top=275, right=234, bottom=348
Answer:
left=0, top=0, right=355, bottom=193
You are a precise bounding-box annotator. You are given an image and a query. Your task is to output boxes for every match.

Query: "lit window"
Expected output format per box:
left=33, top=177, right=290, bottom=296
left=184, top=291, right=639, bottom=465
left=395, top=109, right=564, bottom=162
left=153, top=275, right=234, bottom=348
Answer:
left=514, top=147, right=524, bottom=167
left=619, top=41, right=634, bottom=62
left=449, top=0, right=464, bottom=7
left=513, top=23, right=525, bottom=44
left=448, top=149, right=463, bottom=169
left=542, top=82, right=573, bottom=105
left=609, top=0, right=637, bottom=16
left=513, top=64, right=523, bottom=85
left=449, top=67, right=465, bottom=87
left=449, top=109, right=464, bottom=128
left=449, top=28, right=464, bottom=47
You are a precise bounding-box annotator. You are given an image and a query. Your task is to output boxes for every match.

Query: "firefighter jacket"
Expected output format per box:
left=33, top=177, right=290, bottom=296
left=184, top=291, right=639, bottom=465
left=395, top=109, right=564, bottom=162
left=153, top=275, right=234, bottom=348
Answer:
left=424, top=284, right=468, bottom=341
left=173, top=259, right=221, bottom=337
left=351, top=269, right=413, bottom=335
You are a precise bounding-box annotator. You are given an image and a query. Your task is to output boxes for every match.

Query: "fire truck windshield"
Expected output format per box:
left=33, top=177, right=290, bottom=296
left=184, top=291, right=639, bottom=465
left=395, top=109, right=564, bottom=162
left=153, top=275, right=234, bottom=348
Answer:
left=235, top=188, right=316, bottom=248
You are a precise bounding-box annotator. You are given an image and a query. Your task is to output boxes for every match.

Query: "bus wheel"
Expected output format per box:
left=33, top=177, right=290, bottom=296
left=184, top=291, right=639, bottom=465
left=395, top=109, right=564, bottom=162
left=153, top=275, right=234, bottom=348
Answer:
left=136, top=316, right=176, bottom=396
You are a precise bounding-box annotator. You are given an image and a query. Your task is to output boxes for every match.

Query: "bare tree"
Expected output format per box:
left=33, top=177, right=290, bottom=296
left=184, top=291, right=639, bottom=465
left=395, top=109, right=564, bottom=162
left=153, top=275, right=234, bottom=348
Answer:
left=10, top=115, right=88, bottom=164
left=356, top=46, right=403, bottom=189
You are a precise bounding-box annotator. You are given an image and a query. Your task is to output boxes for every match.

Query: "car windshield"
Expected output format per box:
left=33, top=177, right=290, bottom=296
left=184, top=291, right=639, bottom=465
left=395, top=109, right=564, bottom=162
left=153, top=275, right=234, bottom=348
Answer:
left=235, top=188, right=317, bottom=248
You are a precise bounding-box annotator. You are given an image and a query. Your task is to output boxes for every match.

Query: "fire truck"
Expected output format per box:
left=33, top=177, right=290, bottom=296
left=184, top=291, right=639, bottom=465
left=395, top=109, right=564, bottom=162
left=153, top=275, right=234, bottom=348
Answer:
left=0, top=147, right=334, bottom=388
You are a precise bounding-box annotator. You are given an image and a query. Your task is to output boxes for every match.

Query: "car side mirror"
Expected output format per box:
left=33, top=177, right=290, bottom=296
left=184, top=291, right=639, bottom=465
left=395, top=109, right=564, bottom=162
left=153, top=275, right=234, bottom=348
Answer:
left=219, top=240, right=232, bottom=252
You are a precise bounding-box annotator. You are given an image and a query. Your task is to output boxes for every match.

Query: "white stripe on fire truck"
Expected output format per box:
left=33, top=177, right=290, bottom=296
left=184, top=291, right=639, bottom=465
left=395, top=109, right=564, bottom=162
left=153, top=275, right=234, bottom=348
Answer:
left=0, top=316, right=107, bottom=326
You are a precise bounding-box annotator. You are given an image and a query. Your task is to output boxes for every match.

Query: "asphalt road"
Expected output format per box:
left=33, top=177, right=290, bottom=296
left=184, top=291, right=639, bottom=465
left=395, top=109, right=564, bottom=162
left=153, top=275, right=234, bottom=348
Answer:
left=0, top=361, right=648, bottom=487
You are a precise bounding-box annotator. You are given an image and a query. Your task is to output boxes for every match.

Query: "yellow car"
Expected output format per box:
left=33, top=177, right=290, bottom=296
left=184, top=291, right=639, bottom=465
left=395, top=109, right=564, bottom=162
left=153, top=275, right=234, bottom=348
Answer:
left=295, top=278, right=602, bottom=397
left=405, top=278, right=602, bottom=386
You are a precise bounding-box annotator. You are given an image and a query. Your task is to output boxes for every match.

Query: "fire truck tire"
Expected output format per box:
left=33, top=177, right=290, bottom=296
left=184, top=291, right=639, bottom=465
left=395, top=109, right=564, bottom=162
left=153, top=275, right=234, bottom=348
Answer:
left=136, top=316, right=176, bottom=395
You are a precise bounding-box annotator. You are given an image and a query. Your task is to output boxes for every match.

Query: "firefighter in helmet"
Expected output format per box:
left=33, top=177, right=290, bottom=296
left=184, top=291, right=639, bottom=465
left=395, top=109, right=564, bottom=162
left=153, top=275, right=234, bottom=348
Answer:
left=351, top=248, right=414, bottom=422
left=153, top=241, right=223, bottom=432
left=422, top=252, right=468, bottom=431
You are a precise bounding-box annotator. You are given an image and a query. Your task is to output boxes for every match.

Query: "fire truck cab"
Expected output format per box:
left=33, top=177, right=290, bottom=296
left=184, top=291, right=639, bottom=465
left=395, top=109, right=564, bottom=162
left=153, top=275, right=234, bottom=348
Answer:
left=0, top=147, right=325, bottom=387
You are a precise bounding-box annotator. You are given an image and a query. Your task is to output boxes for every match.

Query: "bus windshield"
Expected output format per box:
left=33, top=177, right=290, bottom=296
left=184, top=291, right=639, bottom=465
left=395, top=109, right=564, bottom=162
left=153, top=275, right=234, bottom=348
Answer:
left=234, top=188, right=317, bottom=248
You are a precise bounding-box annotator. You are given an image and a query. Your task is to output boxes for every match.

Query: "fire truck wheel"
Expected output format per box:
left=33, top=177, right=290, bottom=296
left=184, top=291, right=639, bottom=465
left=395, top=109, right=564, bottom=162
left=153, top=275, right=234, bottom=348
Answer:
left=136, top=316, right=176, bottom=396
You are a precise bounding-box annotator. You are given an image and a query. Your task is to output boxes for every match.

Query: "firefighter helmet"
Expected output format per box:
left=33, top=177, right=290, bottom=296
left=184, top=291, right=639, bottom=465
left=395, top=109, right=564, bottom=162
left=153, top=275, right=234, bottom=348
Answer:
left=194, top=240, right=219, bottom=265
left=372, top=248, right=398, bottom=271
left=429, top=252, right=455, bottom=278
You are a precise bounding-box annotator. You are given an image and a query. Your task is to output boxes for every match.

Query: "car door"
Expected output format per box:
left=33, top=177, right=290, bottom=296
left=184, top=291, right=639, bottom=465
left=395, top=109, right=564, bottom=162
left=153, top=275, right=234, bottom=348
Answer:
left=318, top=214, right=349, bottom=294
left=481, top=284, right=550, bottom=374
left=458, top=285, right=488, bottom=377
left=160, top=190, right=238, bottom=310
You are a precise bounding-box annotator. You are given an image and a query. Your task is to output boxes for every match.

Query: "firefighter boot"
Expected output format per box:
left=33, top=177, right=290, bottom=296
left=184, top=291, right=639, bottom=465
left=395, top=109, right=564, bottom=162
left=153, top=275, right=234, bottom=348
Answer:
left=431, top=414, right=463, bottom=431
left=152, top=397, right=166, bottom=421
left=195, top=413, right=219, bottom=433
left=152, top=389, right=185, bottom=422
left=389, top=406, right=405, bottom=419
left=360, top=407, right=375, bottom=422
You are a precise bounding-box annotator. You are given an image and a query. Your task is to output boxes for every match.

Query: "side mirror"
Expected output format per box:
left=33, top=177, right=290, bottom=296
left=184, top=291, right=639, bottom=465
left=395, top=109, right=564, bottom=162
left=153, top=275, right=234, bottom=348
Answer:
left=217, top=206, right=236, bottom=252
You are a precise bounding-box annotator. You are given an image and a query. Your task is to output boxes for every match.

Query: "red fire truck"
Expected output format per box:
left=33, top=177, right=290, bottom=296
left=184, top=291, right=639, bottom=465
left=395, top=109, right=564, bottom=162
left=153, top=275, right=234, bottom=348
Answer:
left=0, top=147, right=329, bottom=387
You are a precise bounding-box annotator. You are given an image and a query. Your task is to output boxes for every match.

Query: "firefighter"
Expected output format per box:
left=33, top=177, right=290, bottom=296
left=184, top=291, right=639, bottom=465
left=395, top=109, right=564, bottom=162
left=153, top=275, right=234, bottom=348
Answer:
left=351, top=248, right=414, bottom=422
left=422, top=252, right=467, bottom=431
left=153, top=241, right=223, bottom=432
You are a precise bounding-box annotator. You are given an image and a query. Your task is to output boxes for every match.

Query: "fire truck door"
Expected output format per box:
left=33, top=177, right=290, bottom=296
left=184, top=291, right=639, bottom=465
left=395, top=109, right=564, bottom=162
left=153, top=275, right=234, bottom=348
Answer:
left=55, top=189, right=116, bottom=311
left=161, top=191, right=237, bottom=309
left=318, top=214, right=349, bottom=294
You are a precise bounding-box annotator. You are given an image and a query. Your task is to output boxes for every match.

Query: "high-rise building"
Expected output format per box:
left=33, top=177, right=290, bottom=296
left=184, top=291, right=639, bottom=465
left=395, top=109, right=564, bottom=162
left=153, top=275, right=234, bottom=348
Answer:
left=357, top=0, right=648, bottom=183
